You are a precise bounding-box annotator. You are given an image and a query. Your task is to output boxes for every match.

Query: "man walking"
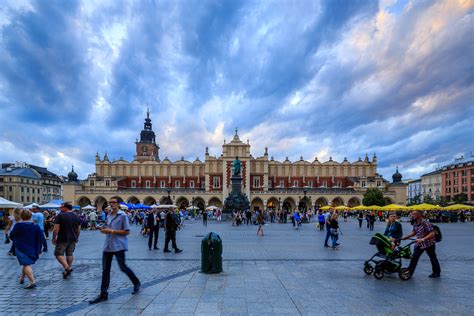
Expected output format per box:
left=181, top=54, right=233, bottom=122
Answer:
left=202, top=209, right=208, bottom=226
left=89, top=198, right=141, bottom=304
left=164, top=208, right=183, bottom=253
left=147, top=208, right=160, bottom=250
left=401, top=211, right=441, bottom=278
left=32, top=205, right=48, bottom=252
left=52, top=202, right=81, bottom=279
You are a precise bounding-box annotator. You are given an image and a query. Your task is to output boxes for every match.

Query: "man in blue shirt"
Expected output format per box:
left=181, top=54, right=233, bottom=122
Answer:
left=32, top=206, right=48, bottom=252
left=89, top=198, right=141, bottom=304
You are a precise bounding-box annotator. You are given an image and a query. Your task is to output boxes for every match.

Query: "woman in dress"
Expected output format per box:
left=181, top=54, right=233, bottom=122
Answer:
left=9, top=209, right=45, bottom=289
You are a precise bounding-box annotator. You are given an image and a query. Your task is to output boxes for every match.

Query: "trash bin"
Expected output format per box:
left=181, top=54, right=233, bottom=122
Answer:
left=201, top=232, right=223, bottom=274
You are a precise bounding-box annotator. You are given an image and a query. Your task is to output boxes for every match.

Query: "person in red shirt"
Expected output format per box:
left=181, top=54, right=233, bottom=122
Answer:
left=401, top=211, right=441, bottom=278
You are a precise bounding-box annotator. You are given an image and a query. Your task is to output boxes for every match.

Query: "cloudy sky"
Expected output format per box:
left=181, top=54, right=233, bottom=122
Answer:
left=0, top=0, right=473, bottom=181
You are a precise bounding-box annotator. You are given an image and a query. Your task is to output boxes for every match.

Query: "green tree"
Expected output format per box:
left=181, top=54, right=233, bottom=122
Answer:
left=453, top=193, right=468, bottom=204
left=363, top=188, right=386, bottom=206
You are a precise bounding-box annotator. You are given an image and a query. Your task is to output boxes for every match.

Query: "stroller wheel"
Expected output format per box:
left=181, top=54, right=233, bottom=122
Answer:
left=374, top=268, right=384, bottom=280
left=399, top=268, right=412, bottom=281
left=364, top=264, right=374, bottom=275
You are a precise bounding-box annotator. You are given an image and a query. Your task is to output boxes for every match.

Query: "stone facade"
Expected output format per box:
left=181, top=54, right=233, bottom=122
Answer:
left=0, top=162, right=62, bottom=204
left=64, top=113, right=406, bottom=211
left=421, top=170, right=442, bottom=201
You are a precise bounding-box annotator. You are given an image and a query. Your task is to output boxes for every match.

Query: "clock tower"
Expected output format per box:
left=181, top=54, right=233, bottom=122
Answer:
left=135, top=108, right=160, bottom=162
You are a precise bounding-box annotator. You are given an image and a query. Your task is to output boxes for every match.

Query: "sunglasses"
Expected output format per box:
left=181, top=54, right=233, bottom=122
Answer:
left=108, top=201, right=118, bottom=204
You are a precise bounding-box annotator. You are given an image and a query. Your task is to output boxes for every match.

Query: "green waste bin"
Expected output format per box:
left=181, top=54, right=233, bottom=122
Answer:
left=201, top=232, right=223, bottom=274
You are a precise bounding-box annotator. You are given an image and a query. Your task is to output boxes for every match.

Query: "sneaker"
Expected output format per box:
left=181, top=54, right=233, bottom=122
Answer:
left=132, top=282, right=141, bottom=295
left=163, top=249, right=171, bottom=253
left=89, top=293, right=108, bottom=304
left=429, top=273, right=440, bottom=278
left=324, top=245, right=330, bottom=248
left=175, top=249, right=183, bottom=253
left=154, top=247, right=159, bottom=250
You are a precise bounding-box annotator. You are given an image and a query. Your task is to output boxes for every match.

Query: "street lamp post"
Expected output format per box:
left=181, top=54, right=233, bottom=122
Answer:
left=167, top=188, right=171, bottom=204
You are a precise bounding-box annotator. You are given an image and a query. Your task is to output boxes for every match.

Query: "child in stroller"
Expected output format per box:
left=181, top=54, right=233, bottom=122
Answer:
left=364, top=233, right=415, bottom=280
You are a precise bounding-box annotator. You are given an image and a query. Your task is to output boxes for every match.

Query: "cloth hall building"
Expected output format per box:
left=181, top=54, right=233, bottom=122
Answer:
left=64, top=112, right=406, bottom=211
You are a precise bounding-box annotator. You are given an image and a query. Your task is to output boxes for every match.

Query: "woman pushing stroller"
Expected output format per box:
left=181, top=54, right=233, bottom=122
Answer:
left=384, top=212, right=403, bottom=247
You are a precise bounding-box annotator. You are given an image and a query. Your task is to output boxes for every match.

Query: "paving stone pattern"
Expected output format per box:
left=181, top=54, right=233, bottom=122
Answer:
left=0, top=218, right=472, bottom=315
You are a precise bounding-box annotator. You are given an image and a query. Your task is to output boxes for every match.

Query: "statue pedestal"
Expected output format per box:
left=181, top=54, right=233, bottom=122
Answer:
left=223, top=175, right=249, bottom=214
left=230, top=176, right=242, bottom=194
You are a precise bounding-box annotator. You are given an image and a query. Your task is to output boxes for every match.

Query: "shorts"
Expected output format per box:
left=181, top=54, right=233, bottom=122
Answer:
left=55, top=241, right=76, bottom=257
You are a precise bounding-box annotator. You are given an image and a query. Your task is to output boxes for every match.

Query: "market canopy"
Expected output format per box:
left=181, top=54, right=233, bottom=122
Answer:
left=39, top=200, right=63, bottom=209
left=320, top=205, right=332, bottom=210
left=186, top=205, right=200, bottom=210
left=382, top=204, right=407, bottom=211
left=407, top=203, right=441, bottom=211
left=206, top=205, right=218, bottom=210
left=350, top=205, right=369, bottom=211
left=81, top=205, right=96, bottom=210
left=442, top=204, right=474, bottom=211
left=0, top=197, right=22, bottom=208
left=24, top=203, right=40, bottom=210
left=334, top=205, right=350, bottom=210
left=155, top=204, right=177, bottom=209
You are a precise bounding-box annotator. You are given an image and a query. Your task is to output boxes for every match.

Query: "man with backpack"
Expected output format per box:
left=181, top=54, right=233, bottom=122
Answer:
left=401, top=211, right=441, bottom=278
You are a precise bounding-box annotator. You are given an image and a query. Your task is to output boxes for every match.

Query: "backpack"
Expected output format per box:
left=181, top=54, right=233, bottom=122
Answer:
left=433, top=225, right=442, bottom=242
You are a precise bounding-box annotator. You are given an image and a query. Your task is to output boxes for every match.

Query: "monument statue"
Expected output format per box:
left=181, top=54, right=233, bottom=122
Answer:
left=223, top=156, right=249, bottom=214
left=232, top=156, right=241, bottom=177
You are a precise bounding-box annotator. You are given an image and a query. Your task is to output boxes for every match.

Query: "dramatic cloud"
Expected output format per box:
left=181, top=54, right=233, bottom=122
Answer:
left=0, top=0, right=473, bottom=180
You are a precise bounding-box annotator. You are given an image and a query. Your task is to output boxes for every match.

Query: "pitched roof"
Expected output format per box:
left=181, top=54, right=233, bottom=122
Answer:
left=0, top=167, right=41, bottom=179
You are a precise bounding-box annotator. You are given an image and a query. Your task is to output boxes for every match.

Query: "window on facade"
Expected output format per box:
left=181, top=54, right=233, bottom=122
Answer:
left=27, top=196, right=29, bottom=202
left=454, top=172, right=458, bottom=177
left=362, top=181, right=366, bottom=187
left=322, top=181, right=327, bottom=187
left=308, top=181, right=313, bottom=188
left=190, top=180, right=195, bottom=188
left=462, top=170, right=467, bottom=176
left=213, top=176, right=220, bottom=188
left=377, top=181, right=381, bottom=187
left=0, top=178, right=3, bottom=182
left=175, top=180, right=180, bottom=188
left=201, top=182, right=205, bottom=188
left=279, top=180, right=284, bottom=188
left=105, top=180, right=110, bottom=187
left=131, top=180, right=136, bottom=188
left=462, top=178, right=467, bottom=184
left=462, top=186, right=468, bottom=192
left=9, top=186, right=12, bottom=192
left=293, top=180, right=298, bottom=187
left=21, top=187, right=24, bottom=193
left=27, top=187, right=30, bottom=193
left=337, top=181, right=342, bottom=187
left=454, top=187, right=459, bottom=193
left=160, top=180, right=165, bottom=188
left=0, top=186, right=3, bottom=192
left=146, top=180, right=151, bottom=188
left=253, top=177, right=260, bottom=188
left=90, top=180, right=95, bottom=187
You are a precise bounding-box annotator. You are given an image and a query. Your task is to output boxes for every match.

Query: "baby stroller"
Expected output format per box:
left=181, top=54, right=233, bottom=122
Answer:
left=364, top=233, right=414, bottom=280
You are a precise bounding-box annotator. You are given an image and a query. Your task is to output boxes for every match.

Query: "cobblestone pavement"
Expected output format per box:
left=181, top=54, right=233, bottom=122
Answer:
left=0, top=219, right=473, bottom=315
